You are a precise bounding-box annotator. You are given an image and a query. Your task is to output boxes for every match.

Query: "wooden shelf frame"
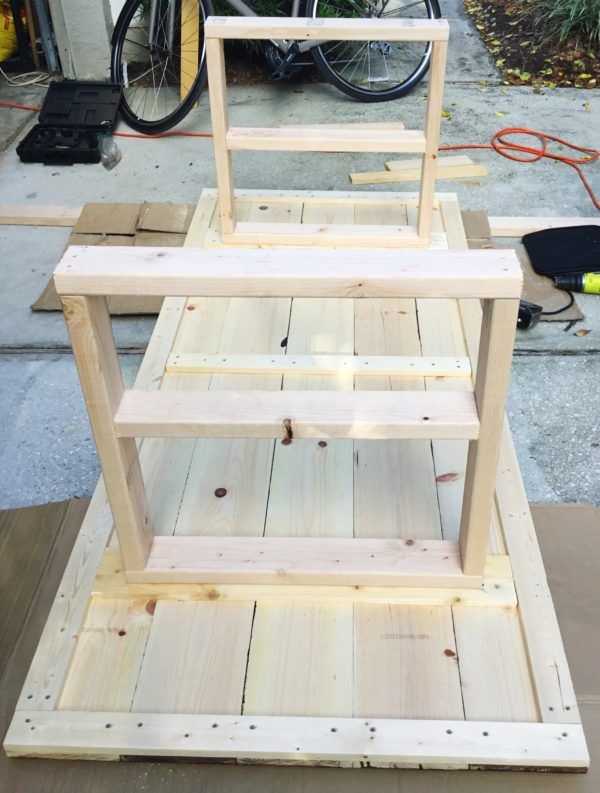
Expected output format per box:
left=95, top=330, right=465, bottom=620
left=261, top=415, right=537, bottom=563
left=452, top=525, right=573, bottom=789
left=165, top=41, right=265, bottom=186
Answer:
left=204, top=16, right=449, bottom=246
left=55, top=244, right=520, bottom=588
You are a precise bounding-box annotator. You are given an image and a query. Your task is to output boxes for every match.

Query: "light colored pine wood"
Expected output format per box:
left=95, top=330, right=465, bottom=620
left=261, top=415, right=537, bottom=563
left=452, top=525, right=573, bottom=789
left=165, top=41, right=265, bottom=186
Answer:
left=417, top=39, right=448, bottom=239
left=205, top=16, right=450, bottom=42
left=114, top=388, right=480, bottom=440
left=459, top=299, right=519, bottom=576
left=222, top=222, right=430, bottom=247
left=166, top=353, right=471, bottom=377
left=93, top=548, right=516, bottom=606
left=0, top=204, right=81, bottom=226
left=495, top=426, right=581, bottom=723
left=351, top=156, right=487, bottom=185
left=206, top=37, right=235, bottom=235
left=132, top=601, right=254, bottom=713
left=489, top=216, right=600, bottom=236
left=244, top=604, right=354, bottom=716
left=438, top=197, right=506, bottom=555
left=205, top=186, right=454, bottom=204
left=453, top=606, right=539, bottom=722
left=60, top=295, right=153, bottom=570
left=354, top=605, right=464, bottom=719
left=7, top=711, right=588, bottom=768
left=58, top=599, right=152, bottom=711
left=226, top=127, right=426, bottom=153
left=54, top=246, right=523, bottom=299
left=127, top=536, right=480, bottom=588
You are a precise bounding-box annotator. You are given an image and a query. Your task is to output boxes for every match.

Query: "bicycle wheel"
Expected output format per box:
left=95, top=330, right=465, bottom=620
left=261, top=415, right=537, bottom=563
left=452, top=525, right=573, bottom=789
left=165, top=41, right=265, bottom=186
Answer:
left=307, top=0, right=441, bottom=102
left=111, top=0, right=213, bottom=133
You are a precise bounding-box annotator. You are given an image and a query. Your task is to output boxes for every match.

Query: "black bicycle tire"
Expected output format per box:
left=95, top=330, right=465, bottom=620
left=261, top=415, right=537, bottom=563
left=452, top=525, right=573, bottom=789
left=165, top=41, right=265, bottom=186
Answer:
left=111, top=0, right=213, bottom=133
left=307, top=0, right=441, bottom=102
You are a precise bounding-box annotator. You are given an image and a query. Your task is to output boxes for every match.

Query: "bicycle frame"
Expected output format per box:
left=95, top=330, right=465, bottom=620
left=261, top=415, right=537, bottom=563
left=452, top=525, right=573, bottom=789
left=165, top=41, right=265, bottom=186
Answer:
left=224, top=0, right=320, bottom=54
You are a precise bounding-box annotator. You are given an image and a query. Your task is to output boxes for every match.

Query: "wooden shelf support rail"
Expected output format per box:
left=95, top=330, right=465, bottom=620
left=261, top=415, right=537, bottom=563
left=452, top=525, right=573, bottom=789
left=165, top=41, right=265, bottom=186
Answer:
left=56, top=244, right=521, bottom=585
left=204, top=16, right=450, bottom=246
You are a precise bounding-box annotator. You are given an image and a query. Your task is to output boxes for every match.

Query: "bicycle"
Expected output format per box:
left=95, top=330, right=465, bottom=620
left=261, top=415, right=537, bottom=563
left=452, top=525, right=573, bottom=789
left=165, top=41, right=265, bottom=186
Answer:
left=111, top=0, right=442, bottom=133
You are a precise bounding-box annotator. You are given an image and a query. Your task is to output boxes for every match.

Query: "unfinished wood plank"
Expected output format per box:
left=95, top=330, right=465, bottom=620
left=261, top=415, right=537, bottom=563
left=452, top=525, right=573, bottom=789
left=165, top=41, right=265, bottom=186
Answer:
left=353, top=261, right=442, bottom=540
left=226, top=127, right=426, bottom=154
left=489, top=216, right=600, bottom=237
left=351, top=156, right=487, bottom=185
left=244, top=604, right=354, bottom=716
left=166, top=353, right=471, bottom=377
left=114, top=389, right=480, bottom=441
left=0, top=204, right=81, bottom=226
left=496, top=426, right=581, bottom=723
left=128, top=536, right=480, bottom=588
left=417, top=39, right=448, bottom=239
left=206, top=36, right=235, bottom=235
left=54, top=245, right=523, bottom=299
left=438, top=197, right=506, bottom=556
left=132, top=601, right=254, bottom=713
left=453, top=606, right=539, bottom=722
left=61, top=295, right=153, bottom=570
left=459, top=298, right=519, bottom=576
left=94, top=548, right=516, bottom=606
left=58, top=599, right=152, bottom=711
left=223, top=222, right=432, bottom=247
left=4, top=711, right=587, bottom=767
left=205, top=16, right=450, bottom=42
left=206, top=187, right=454, bottom=204
left=355, top=605, right=464, bottom=719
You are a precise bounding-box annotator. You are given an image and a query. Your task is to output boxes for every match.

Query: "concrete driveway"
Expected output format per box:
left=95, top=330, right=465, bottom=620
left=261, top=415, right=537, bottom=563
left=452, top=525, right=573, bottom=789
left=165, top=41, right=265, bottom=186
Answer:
left=0, top=0, right=598, bottom=507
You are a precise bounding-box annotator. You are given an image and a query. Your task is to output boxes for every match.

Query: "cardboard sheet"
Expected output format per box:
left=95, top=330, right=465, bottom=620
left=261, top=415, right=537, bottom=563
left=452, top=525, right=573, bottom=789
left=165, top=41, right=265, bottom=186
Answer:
left=32, top=202, right=194, bottom=315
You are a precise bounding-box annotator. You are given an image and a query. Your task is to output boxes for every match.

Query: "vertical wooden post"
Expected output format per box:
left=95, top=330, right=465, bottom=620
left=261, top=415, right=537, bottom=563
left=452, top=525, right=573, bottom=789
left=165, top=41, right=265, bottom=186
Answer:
left=206, top=36, right=236, bottom=236
left=459, top=298, right=519, bottom=575
left=417, top=39, right=448, bottom=241
left=180, top=0, right=200, bottom=101
left=61, top=295, right=154, bottom=570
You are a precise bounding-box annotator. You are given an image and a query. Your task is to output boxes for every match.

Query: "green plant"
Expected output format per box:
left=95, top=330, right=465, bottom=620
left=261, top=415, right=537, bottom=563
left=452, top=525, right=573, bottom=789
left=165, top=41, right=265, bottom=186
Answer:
left=526, top=0, right=600, bottom=46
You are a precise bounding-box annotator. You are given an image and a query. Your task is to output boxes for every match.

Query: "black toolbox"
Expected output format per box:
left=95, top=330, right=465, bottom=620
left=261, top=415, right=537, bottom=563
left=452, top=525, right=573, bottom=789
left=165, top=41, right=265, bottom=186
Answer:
left=17, top=80, right=122, bottom=165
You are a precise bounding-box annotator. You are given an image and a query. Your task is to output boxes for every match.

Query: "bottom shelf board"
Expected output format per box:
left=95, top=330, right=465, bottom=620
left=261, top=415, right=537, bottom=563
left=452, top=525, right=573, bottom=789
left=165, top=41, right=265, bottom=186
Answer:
left=3, top=190, right=588, bottom=771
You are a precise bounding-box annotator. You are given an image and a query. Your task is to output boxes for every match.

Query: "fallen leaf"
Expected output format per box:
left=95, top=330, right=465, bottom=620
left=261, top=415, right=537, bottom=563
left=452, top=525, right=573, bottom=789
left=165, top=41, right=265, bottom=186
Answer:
left=495, top=110, right=509, bottom=117
left=574, top=329, right=592, bottom=336
left=583, top=102, right=591, bottom=111
left=436, top=472, right=460, bottom=483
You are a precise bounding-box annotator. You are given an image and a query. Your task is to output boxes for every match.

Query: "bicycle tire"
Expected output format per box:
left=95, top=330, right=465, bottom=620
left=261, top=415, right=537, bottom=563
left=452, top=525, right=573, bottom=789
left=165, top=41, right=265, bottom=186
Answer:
left=111, top=0, right=213, bottom=134
left=307, top=0, right=441, bottom=102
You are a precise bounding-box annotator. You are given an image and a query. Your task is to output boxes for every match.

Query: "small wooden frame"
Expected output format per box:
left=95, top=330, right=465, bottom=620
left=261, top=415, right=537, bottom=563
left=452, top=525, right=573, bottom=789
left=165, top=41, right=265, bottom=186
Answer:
left=55, top=245, right=520, bottom=587
left=205, top=16, right=449, bottom=246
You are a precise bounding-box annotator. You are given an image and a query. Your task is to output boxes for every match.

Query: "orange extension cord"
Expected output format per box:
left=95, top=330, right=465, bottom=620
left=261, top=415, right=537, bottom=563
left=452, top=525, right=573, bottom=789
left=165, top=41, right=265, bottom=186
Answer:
left=1, top=99, right=598, bottom=210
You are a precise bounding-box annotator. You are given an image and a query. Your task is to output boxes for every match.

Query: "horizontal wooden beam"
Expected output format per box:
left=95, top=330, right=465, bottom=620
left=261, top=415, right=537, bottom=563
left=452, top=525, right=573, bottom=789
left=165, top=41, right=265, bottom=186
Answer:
left=54, top=246, right=522, bottom=298
left=0, top=204, right=81, bottom=227
left=205, top=16, right=450, bottom=42
left=93, top=548, right=515, bottom=605
left=489, top=216, right=600, bottom=237
left=165, top=353, right=472, bottom=377
left=5, top=711, right=588, bottom=768
left=221, top=222, right=434, bottom=248
left=114, top=389, right=480, bottom=441
left=350, top=156, right=487, bottom=185
left=227, top=127, right=426, bottom=154
left=126, top=536, right=479, bottom=587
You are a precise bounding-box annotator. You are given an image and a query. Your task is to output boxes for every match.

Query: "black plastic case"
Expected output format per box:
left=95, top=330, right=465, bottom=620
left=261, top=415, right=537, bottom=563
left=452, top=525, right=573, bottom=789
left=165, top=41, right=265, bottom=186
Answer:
left=17, top=80, right=122, bottom=165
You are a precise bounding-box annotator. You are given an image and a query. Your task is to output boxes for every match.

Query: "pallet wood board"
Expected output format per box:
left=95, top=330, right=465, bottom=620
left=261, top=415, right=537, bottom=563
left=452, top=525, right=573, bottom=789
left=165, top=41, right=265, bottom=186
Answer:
left=4, top=190, right=588, bottom=771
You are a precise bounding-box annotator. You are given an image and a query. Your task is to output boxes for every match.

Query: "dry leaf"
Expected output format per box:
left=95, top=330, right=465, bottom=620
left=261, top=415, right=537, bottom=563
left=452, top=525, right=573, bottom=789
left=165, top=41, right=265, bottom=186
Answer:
left=495, top=110, right=509, bottom=117
left=436, top=472, right=460, bottom=483
left=574, top=329, right=592, bottom=336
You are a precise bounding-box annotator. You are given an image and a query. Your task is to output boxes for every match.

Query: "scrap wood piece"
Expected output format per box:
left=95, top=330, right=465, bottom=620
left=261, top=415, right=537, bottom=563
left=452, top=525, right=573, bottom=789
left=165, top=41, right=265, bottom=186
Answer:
left=350, top=155, right=487, bottom=185
left=0, top=204, right=82, bottom=227
left=490, top=216, right=600, bottom=237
